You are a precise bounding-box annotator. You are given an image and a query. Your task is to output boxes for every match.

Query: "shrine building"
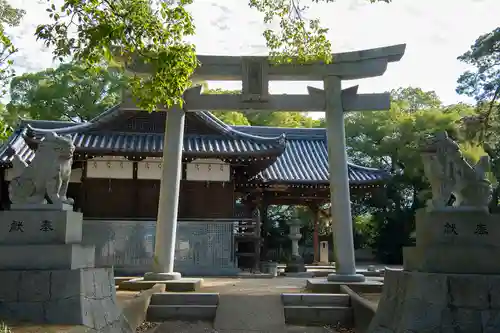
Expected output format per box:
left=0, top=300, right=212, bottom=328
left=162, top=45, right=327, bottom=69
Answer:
left=0, top=105, right=388, bottom=275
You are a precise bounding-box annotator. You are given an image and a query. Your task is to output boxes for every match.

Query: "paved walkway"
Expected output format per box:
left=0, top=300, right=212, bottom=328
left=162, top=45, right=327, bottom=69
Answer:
left=149, top=278, right=347, bottom=333
left=214, top=294, right=286, bottom=332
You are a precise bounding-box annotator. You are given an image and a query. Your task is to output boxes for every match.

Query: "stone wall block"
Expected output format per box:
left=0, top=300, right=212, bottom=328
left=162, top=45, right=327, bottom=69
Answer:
left=91, top=298, right=108, bottom=331
left=5, top=301, right=45, bottom=323
left=481, top=310, right=500, bottom=333
left=397, top=298, right=442, bottom=332
left=50, top=269, right=83, bottom=300
left=18, top=271, right=51, bottom=302
left=405, top=272, right=448, bottom=306
left=101, top=296, right=120, bottom=323
left=488, top=276, right=500, bottom=308
left=0, top=271, right=21, bottom=301
left=80, top=297, right=94, bottom=328
left=44, top=296, right=84, bottom=324
left=82, top=268, right=97, bottom=299
left=447, top=308, right=482, bottom=332
left=448, top=275, right=490, bottom=308
left=368, top=280, right=399, bottom=329
left=94, top=268, right=113, bottom=299
left=381, top=270, right=400, bottom=300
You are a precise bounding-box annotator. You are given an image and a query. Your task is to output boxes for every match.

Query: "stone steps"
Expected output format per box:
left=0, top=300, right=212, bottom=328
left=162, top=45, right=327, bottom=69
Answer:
left=281, top=293, right=353, bottom=327
left=150, top=292, right=219, bottom=306
left=281, top=293, right=350, bottom=307
left=146, top=292, right=219, bottom=322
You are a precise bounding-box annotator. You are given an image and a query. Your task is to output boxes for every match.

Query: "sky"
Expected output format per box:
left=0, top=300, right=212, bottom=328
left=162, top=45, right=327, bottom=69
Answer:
left=5, top=0, right=500, bottom=115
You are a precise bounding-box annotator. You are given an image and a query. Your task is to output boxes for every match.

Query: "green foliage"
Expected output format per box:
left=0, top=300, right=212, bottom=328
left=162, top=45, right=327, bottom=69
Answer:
left=36, top=0, right=198, bottom=112
left=249, top=0, right=391, bottom=64
left=344, top=88, right=476, bottom=263
left=457, top=27, right=500, bottom=103
left=344, top=88, right=465, bottom=178
left=205, top=87, right=322, bottom=127
left=0, top=0, right=25, bottom=97
left=456, top=27, right=500, bottom=209
left=7, top=63, right=124, bottom=123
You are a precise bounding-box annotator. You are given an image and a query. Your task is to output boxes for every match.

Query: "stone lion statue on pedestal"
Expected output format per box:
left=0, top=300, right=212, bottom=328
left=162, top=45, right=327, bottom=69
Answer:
left=9, top=131, right=75, bottom=206
left=421, top=131, right=492, bottom=211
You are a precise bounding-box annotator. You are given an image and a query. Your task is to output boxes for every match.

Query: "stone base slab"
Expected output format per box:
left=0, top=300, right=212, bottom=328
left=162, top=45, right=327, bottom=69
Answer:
left=0, top=209, right=83, bottom=244
left=404, top=244, right=500, bottom=274
left=306, top=278, right=383, bottom=294
left=10, top=203, right=74, bottom=211
left=284, top=272, right=314, bottom=278
left=368, top=269, right=500, bottom=333
left=0, top=244, right=95, bottom=270
left=119, top=277, right=203, bottom=292
left=144, top=271, right=181, bottom=281
left=0, top=267, right=132, bottom=332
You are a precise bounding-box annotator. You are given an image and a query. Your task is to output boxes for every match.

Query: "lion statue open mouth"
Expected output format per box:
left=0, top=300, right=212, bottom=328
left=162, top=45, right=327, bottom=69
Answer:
left=9, top=131, right=75, bottom=207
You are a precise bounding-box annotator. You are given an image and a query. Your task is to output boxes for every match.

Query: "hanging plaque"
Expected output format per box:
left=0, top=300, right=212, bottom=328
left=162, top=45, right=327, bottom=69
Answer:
left=185, top=158, right=230, bottom=182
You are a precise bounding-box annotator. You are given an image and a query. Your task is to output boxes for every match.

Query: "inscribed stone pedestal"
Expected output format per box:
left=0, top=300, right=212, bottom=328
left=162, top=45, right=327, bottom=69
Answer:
left=0, top=131, right=132, bottom=333
left=368, top=134, right=500, bottom=333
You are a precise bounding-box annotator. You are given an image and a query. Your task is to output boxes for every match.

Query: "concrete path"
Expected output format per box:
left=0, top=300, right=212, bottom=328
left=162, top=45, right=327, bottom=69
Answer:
left=214, top=294, right=286, bottom=332
left=147, top=278, right=348, bottom=332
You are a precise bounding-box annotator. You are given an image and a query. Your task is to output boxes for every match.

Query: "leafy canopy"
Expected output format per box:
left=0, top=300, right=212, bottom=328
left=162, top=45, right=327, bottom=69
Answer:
left=456, top=27, right=500, bottom=145
left=7, top=63, right=124, bottom=123
left=36, top=0, right=198, bottom=112
left=0, top=0, right=25, bottom=96
left=34, top=0, right=391, bottom=112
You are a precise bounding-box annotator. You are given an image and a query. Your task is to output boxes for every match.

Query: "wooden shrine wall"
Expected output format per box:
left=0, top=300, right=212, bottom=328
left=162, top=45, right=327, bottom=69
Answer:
left=82, top=178, right=235, bottom=219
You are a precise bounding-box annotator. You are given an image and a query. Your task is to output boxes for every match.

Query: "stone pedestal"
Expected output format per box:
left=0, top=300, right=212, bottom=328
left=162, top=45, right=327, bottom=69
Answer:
left=0, top=209, right=132, bottom=332
left=368, top=209, right=500, bottom=333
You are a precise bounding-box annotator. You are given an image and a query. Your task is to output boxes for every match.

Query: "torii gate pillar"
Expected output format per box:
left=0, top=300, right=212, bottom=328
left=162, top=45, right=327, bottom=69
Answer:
left=324, top=76, right=365, bottom=282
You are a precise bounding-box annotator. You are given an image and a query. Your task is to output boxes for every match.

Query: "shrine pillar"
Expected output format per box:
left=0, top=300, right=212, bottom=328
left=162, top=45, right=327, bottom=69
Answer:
left=145, top=106, right=185, bottom=281
left=324, top=76, right=365, bottom=282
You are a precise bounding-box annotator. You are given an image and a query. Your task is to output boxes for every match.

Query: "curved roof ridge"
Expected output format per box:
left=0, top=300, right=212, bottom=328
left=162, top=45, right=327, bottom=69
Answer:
left=17, top=106, right=286, bottom=148
left=196, top=111, right=287, bottom=145
left=232, top=125, right=326, bottom=140
left=350, top=163, right=390, bottom=173
left=18, top=105, right=123, bottom=135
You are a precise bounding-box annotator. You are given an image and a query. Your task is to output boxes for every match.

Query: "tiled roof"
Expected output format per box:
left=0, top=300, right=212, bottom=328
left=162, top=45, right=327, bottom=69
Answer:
left=0, top=131, right=284, bottom=163
left=233, top=126, right=390, bottom=184
left=0, top=107, right=390, bottom=185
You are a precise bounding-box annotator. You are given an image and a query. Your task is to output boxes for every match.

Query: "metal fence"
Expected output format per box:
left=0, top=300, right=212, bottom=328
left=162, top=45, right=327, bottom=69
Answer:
left=82, top=219, right=240, bottom=276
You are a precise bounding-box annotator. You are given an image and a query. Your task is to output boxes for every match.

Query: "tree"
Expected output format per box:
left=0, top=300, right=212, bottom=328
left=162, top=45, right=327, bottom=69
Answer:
left=343, top=88, right=474, bottom=263
left=36, top=0, right=198, bottom=112
left=35, top=0, right=391, bottom=113
left=7, top=63, right=123, bottom=123
left=0, top=0, right=25, bottom=96
left=456, top=27, right=500, bottom=208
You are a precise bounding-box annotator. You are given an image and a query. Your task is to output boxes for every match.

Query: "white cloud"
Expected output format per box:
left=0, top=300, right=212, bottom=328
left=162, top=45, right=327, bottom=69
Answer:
left=5, top=0, right=500, bottom=110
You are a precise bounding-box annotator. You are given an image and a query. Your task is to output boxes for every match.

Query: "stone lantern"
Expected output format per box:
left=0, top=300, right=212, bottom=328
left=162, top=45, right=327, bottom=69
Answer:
left=285, top=217, right=306, bottom=273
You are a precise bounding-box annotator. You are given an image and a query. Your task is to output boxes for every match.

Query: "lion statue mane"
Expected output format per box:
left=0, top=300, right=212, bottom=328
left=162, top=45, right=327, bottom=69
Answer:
left=9, top=131, right=75, bottom=206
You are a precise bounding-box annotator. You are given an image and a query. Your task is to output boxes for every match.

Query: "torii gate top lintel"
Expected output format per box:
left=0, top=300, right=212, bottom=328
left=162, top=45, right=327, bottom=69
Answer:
left=193, top=43, right=406, bottom=81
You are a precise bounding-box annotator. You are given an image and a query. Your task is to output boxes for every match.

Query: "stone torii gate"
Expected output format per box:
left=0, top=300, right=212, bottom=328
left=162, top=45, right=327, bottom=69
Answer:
left=123, top=43, right=406, bottom=283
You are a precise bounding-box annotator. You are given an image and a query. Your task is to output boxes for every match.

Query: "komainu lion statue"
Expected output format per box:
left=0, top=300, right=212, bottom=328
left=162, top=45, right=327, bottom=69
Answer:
left=9, top=131, right=75, bottom=206
left=421, top=131, right=492, bottom=210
